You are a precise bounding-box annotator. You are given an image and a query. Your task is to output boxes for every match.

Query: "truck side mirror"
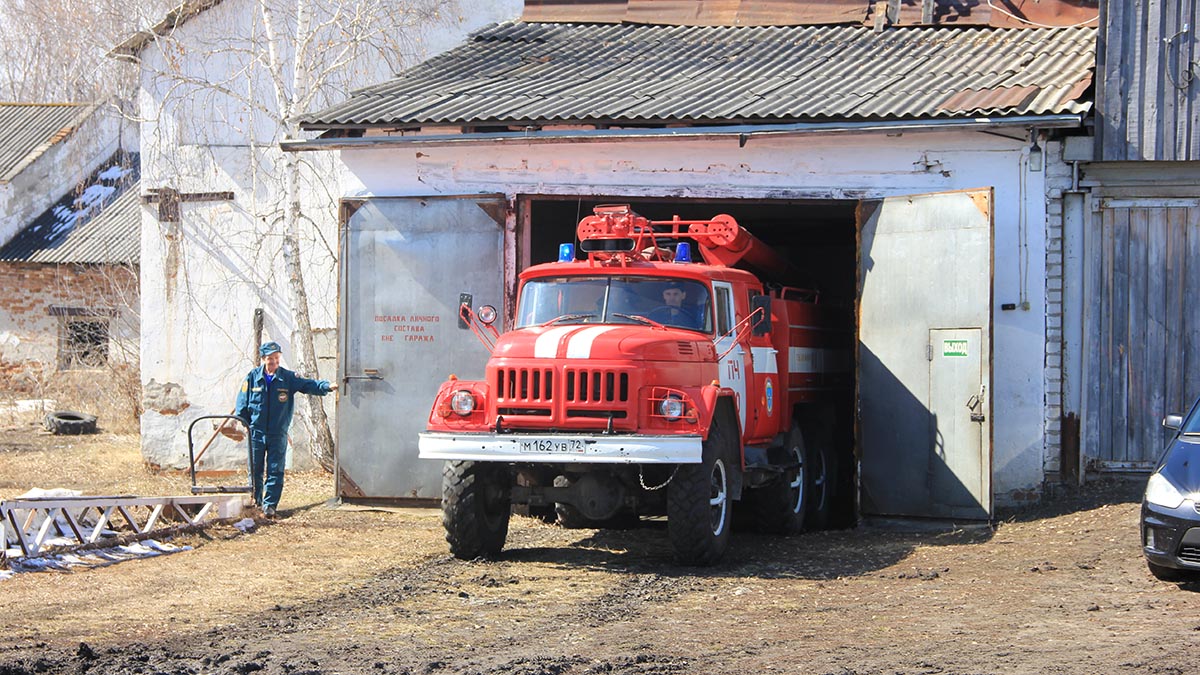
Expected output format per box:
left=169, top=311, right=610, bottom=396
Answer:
left=751, top=295, right=771, bottom=336
left=458, top=293, right=472, bottom=329
left=1163, top=414, right=1183, bottom=431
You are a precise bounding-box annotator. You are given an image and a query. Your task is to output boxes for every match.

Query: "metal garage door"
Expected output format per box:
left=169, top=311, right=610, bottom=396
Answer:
left=336, top=195, right=506, bottom=500
left=858, top=189, right=994, bottom=519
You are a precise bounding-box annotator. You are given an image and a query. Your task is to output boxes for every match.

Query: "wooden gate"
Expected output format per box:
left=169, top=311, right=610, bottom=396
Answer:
left=1083, top=198, right=1200, bottom=468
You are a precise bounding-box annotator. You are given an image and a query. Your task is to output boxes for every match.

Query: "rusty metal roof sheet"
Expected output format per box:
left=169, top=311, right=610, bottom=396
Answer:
left=0, top=104, right=96, bottom=183
left=0, top=153, right=140, bottom=265
left=521, top=0, right=1096, bottom=27
left=300, top=22, right=1095, bottom=130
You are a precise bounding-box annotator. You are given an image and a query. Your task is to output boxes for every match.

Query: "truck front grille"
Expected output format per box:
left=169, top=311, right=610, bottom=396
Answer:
left=564, top=368, right=629, bottom=403
left=496, top=367, right=554, bottom=403
left=494, top=365, right=632, bottom=426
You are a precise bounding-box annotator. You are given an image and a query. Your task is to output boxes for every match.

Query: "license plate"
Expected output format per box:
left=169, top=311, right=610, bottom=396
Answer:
left=516, top=437, right=585, bottom=454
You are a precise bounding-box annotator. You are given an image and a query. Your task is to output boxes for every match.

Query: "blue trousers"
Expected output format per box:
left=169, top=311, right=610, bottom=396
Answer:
left=250, top=434, right=288, bottom=509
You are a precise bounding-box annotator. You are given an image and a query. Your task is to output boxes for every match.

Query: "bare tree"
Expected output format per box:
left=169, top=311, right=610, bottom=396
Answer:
left=0, top=0, right=170, bottom=104
left=127, top=0, right=458, bottom=470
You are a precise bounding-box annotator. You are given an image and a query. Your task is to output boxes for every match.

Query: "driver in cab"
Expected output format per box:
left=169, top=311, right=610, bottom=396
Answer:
left=650, top=280, right=701, bottom=329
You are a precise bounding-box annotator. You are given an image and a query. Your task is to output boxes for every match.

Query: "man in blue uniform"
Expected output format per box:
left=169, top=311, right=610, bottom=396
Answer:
left=235, top=341, right=337, bottom=517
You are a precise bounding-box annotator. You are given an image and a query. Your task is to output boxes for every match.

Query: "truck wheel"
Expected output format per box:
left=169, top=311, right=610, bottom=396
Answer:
left=752, top=423, right=808, bottom=535
left=668, top=410, right=734, bottom=565
left=805, top=436, right=834, bottom=530
left=442, top=460, right=511, bottom=559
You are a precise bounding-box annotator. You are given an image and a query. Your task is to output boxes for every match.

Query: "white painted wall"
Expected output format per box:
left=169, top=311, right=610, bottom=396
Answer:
left=333, top=128, right=1051, bottom=504
left=136, top=0, right=523, bottom=470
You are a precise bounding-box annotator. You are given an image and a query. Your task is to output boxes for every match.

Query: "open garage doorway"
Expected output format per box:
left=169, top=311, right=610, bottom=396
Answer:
left=521, top=195, right=860, bottom=528
left=520, top=191, right=994, bottom=523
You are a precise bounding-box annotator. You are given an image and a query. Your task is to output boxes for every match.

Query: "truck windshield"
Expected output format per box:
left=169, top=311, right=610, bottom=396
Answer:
left=516, top=276, right=712, bottom=333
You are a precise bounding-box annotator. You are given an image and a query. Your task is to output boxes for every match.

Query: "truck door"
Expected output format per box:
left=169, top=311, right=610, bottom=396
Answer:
left=712, top=280, right=749, bottom=434
left=337, top=195, right=506, bottom=501
left=857, top=189, right=993, bottom=519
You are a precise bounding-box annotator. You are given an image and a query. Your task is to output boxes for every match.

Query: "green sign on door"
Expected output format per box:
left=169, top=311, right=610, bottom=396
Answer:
left=943, top=339, right=969, bottom=357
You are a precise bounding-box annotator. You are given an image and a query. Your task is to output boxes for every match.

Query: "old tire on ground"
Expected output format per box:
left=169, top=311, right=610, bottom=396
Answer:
left=442, top=460, right=511, bottom=559
left=43, top=411, right=98, bottom=435
left=668, top=406, right=734, bottom=566
left=751, top=422, right=808, bottom=535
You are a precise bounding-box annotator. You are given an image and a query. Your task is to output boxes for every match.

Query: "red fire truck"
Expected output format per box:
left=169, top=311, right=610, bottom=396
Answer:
left=419, top=205, right=851, bottom=565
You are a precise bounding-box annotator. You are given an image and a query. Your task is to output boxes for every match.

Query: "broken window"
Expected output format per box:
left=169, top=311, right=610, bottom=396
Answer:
left=60, top=319, right=109, bottom=369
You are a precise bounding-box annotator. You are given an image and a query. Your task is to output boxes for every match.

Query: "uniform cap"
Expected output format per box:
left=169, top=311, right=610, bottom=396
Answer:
left=259, top=341, right=282, bottom=357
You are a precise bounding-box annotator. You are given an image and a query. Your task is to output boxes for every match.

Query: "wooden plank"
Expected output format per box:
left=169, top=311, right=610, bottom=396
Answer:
left=1127, top=207, right=1148, bottom=459
left=1186, top=206, right=1200, bottom=401
left=1082, top=205, right=1107, bottom=458
left=1191, top=0, right=1200, bottom=159
left=1098, top=0, right=1128, bottom=160
left=1163, top=0, right=1182, bottom=159
left=1146, top=208, right=1169, bottom=457
left=1100, top=208, right=1116, bottom=460
left=1164, top=207, right=1187, bottom=417
left=1111, top=207, right=1131, bottom=461
left=1125, top=1, right=1145, bottom=160
left=1143, top=0, right=1163, bottom=159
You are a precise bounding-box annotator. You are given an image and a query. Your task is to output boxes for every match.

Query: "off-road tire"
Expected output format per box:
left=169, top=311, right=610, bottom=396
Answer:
left=668, top=405, right=735, bottom=565
left=751, top=422, right=808, bottom=535
left=43, top=411, right=98, bottom=435
left=442, top=460, right=511, bottom=559
left=804, top=425, right=836, bottom=531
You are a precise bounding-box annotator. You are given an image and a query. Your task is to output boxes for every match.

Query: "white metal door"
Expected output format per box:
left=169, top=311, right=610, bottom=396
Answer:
left=337, top=195, right=505, bottom=500
left=858, top=189, right=993, bottom=519
left=929, top=328, right=988, bottom=518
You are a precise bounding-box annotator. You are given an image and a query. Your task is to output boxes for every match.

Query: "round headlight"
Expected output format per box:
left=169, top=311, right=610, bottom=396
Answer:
left=450, top=390, right=476, bottom=416
left=1146, top=472, right=1186, bottom=509
left=477, top=305, right=498, bottom=325
left=658, top=395, right=685, bottom=421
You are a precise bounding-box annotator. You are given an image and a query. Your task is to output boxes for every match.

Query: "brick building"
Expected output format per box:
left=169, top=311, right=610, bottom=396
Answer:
left=0, top=151, right=140, bottom=416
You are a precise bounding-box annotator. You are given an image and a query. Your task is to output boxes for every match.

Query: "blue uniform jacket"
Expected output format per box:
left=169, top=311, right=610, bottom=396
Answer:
left=234, top=366, right=333, bottom=442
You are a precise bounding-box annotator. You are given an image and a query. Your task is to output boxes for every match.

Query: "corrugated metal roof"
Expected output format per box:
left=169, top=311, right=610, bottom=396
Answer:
left=300, top=22, right=1095, bottom=130
left=521, top=0, right=1098, bottom=28
left=0, top=104, right=95, bottom=183
left=0, top=153, right=140, bottom=265
left=109, top=0, right=226, bottom=61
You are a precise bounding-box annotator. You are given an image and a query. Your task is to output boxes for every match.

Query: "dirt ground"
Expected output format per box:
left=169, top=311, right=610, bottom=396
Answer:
left=1, top=419, right=1198, bottom=675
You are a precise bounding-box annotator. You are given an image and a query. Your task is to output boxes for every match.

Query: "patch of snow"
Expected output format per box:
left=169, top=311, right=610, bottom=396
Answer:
left=1, top=539, right=194, bottom=578
left=97, top=165, right=131, bottom=181
left=46, top=183, right=118, bottom=241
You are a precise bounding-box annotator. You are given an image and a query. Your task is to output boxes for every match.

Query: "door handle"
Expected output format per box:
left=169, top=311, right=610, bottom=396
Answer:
left=966, top=385, right=985, bottom=423
left=344, top=368, right=383, bottom=382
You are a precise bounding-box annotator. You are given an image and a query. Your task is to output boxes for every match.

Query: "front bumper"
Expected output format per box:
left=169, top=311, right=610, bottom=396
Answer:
left=418, top=431, right=703, bottom=464
left=1141, top=501, right=1200, bottom=571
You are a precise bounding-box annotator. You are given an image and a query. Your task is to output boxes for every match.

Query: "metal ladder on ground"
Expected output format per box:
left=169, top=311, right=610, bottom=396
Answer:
left=1, top=493, right=245, bottom=562
left=1, top=415, right=255, bottom=564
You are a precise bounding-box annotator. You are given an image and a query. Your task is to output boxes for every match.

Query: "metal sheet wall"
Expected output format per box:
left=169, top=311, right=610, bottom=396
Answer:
left=1097, top=0, right=1200, bottom=160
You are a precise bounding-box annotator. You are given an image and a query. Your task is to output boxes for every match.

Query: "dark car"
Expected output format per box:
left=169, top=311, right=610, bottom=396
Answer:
left=1141, top=401, right=1200, bottom=582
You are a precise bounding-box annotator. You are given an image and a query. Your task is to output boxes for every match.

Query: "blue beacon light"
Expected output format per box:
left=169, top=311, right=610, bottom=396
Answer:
left=558, top=243, right=575, bottom=263
left=673, top=242, right=692, bottom=263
